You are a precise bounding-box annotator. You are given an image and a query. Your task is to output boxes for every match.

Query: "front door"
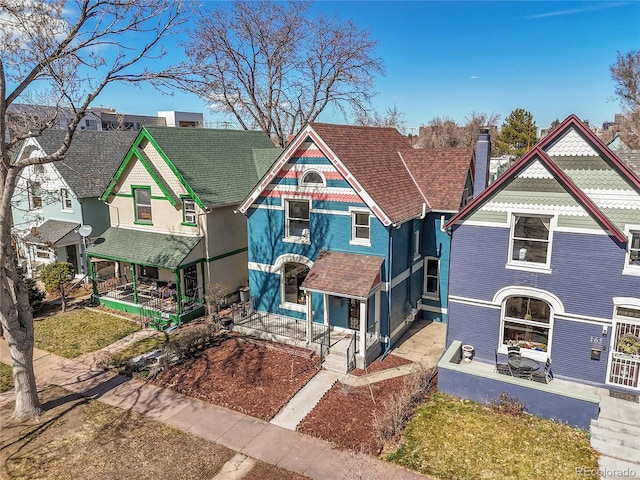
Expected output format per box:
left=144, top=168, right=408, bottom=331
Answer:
left=66, top=245, right=79, bottom=274
left=348, top=298, right=360, bottom=330
left=607, top=307, right=640, bottom=390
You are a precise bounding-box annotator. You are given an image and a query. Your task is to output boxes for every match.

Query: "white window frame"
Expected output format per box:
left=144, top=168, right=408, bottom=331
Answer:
left=423, top=257, right=439, bottom=298
left=280, top=261, right=309, bottom=312
left=413, top=230, right=421, bottom=260
left=623, top=226, right=640, bottom=277
left=182, top=198, right=197, bottom=225
left=350, top=209, right=371, bottom=246
left=60, top=188, right=73, bottom=212
left=498, top=295, right=553, bottom=362
left=299, top=169, right=326, bottom=188
left=134, top=188, right=152, bottom=222
left=27, top=180, right=42, bottom=211
left=284, top=198, right=311, bottom=244
left=507, top=213, right=554, bottom=273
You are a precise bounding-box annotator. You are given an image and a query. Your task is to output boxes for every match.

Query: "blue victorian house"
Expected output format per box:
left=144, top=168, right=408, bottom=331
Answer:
left=239, top=123, right=482, bottom=369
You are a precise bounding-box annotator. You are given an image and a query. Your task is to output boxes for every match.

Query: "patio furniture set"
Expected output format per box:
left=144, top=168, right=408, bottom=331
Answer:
left=495, top=346, right=553, bottom=383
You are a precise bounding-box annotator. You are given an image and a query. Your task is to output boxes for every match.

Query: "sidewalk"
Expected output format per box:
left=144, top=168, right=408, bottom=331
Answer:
left=0, top=335, right=429, bottom=480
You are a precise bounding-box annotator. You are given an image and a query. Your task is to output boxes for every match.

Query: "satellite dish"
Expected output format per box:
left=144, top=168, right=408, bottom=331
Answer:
left=78, top=225, right=93, bottom=237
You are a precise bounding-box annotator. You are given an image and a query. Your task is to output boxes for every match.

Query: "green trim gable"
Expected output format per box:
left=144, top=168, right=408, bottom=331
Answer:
left=101, top=129, right=183, bottom=207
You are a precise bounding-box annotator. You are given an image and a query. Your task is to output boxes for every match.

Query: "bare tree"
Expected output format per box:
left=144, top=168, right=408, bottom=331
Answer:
left=0, top=0, right=193, bottom=421
left=353, top=105, right=407, bottom=133
left=611, top=51, right=640, bottom=113
left=417, top=116, right=461, bottom=148
left=176, top=0, right=384, bottom=147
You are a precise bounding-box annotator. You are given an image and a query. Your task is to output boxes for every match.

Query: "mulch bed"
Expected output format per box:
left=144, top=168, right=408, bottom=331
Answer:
left=150, top=332, right=321, bottom=421
left=297, top=375, right=409, bottom=455
left=350, top=354, right=413, bottom=377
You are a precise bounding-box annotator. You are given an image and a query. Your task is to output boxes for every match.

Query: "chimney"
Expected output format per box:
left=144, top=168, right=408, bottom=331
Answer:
left=473, top=128, right=491, bottom=197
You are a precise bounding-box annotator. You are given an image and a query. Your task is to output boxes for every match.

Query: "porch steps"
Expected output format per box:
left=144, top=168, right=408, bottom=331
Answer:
left=322, top=335, right=352, bottom=374
left=590, top=394, right=640, bottom=477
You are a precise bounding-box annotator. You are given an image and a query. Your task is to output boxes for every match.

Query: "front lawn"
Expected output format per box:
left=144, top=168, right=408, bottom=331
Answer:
left=0, top=362, right=13, bottom=393
left=34, top=309, right=140, bottom=358
left=386, top=393, right=599, bottom=480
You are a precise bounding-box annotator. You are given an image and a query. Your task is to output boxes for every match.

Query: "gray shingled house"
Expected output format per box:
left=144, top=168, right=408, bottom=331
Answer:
left=12, top=130, right=137, bottom=277
left=87, top=126, right=280, bottom=329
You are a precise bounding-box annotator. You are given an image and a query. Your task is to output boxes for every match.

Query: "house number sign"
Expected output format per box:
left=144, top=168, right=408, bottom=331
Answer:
left=590, top=336, right=603, bottom=344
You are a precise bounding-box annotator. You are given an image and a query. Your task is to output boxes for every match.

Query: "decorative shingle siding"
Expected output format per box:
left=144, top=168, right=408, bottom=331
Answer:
left=141, top=140, right=188, bottom=196
left=117, top=159, right=165, bottom=197
left=546, top=127, right=599, bottom=156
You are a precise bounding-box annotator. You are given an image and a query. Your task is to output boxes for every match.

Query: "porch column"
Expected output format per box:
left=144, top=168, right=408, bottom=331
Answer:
left=359, top=299, right=366, bottom=355
left=131, top=264, right=137, bottom=303
left=175, top=270, right=182, bottom=316
left=306, top=291, right=313, bottom=344
left=374, top=290, right=381, bottom=339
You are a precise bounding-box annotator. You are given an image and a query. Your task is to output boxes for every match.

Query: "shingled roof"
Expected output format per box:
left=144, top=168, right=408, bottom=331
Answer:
left=141, top=127, right=281, bottom=208
left=402, top=147, right=474, bottom=212
left=309, top=123, right=424, bottom=224
left=33, top=130, right=137, bottom=198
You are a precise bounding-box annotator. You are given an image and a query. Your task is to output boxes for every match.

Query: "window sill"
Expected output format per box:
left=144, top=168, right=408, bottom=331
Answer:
left=280, top=302, right=307, bottom=313
left=283, top=236, right=311, bottom=245
left=134, top=220, right=153, bottom=226
left=181, top=222, right=197, bottom=227
left=505, top=263, right=552, bottom=275
left=622, top=266, right=640, bottom=277
left=349, top=239, right=371, bottom=247
left=498, top=345, right=548, bottom=362
left=422, top=293, right=439, bottom=300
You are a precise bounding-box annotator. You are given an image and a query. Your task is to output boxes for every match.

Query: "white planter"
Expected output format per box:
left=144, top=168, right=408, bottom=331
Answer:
left=462, top=344, right=475, bottom=363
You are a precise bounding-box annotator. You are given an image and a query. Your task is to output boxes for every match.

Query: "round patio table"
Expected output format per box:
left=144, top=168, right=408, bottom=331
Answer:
left=508, top=356, right=540, bottom=378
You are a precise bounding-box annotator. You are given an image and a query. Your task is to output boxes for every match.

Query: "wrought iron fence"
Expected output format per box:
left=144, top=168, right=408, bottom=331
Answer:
left=234, top=296, right=331, bottom=354
left=346, top=333, right=357, bottom=372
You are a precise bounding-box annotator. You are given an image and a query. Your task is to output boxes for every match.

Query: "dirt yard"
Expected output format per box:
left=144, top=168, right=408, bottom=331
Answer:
left=150, top=332, right=322, bottom=421
left=150, top=332, right=419, bottom=455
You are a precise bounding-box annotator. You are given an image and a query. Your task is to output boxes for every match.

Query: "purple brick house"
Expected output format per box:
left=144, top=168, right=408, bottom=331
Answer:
left=439, top=114, right=640, bottom=428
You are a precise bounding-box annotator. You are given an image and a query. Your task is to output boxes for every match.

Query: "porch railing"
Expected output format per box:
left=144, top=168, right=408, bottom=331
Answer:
left=346, top=333, right=357, bottom=372
left=234, top=296, right=331, bottom=354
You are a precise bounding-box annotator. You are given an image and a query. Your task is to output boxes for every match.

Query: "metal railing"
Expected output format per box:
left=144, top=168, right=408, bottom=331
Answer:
left=234, top=296, right=331, bottom=354
left=346, top=333, right=357, bottom=372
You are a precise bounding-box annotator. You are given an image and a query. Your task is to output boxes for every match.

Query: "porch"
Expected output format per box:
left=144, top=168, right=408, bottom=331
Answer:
left=438, top=340, right=601, bottom=429
left=93, top=275, right=204, bottom=330
left=232, top=302, right=380, bottom=372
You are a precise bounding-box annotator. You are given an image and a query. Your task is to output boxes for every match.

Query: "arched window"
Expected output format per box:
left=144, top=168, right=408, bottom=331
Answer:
left=282, top=262, right=310, bottom=306
left=502, top=296, right=551, bottom=353
left=299, top=169, right=325, bottom=187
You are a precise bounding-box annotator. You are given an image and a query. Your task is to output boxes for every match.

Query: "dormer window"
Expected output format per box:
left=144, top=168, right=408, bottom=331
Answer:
left=299, top=169, right=325, bottom=187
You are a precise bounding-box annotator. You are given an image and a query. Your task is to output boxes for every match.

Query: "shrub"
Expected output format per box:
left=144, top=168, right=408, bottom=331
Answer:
left=372, top=365, right=435, bottom=443
left=17, top=266, right=45, bottom=312
left=490, top=391, right=525, bottom=417
left=40, top=261, right=75, bottom=312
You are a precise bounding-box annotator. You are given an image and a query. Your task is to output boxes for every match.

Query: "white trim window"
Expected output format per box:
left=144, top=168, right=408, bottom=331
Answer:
left=350, top=211, right=370, bottom=245
left=424, top=257, right=439, bottom=297
left=27, top=180, right=42, bottom=210
left=281, top=261, right=309, bottom=311
left=285, top=199, right=310, bottom=241
left=508, top=214, right=552, bottom=269
left=624, top=230, right=640, bottom=275
left=501, top=296, right=552, bottom=355
left=182, top=198, right=197, bottom=224
left=60, top=188, right=73, bottom=211
left=299, top=169, right=326, bottom=187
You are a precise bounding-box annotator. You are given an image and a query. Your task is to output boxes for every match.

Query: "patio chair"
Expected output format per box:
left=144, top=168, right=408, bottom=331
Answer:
left=532, top=358, right=553, bottom=383
left=495, top=349, right=509, bottom=375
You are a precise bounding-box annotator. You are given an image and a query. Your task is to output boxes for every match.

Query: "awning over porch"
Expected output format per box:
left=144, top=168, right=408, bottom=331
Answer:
left=23, top=219, right=80, bottom=246
left=302, top=250, right=384, bottom=299
left=86, top=227, right=203, bottom=269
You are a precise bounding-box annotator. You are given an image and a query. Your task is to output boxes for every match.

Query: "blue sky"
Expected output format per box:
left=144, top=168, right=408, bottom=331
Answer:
left=95, top=1, right=640, bottom=132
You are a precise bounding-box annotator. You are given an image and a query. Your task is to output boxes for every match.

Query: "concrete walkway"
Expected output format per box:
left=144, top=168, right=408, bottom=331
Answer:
left=0, top=333, right=429, bottom=480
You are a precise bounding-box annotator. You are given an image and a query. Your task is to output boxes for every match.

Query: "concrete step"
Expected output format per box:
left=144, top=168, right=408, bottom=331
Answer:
left=598, top=455, right=640, bottom=479
left=591, top=418, right=640, bottom=438
left=591, top=436, right=639, bottom=463
left=322, top=354, right=348, bottom=374
left=591, top=427, right=640, bottom=450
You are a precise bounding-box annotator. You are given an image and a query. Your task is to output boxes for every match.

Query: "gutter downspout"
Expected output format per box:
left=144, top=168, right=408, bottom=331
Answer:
left=381, top=227, right=394, bottom=361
